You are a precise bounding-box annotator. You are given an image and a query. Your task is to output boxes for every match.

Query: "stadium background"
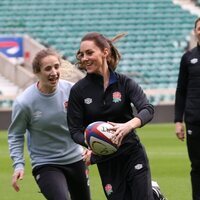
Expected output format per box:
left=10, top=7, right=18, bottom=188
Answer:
left=1, top=0, right=200, bottom=129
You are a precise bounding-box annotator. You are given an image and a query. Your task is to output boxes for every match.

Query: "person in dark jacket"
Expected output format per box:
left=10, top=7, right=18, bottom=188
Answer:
left=67, top=32, right=155, bottom=200
left=175, top=17, right=200, bottom=200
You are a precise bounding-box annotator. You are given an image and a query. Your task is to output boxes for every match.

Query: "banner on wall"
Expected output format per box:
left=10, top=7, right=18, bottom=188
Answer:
left=0, top=37, right=23, bottom=58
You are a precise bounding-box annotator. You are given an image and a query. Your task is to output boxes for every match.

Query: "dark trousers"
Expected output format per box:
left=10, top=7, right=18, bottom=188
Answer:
left=32, top=160, right=91, bottom=200
left=97, top=142, right=154, bottom=200
left=186, top=123, right=200, bottom=200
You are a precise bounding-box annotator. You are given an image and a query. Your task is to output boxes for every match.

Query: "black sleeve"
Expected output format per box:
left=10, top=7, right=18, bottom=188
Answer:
left=67, top=86, right=88, bottom=147
left=67, top=86, right=106, bottom=164
left=125, top=76, right=154, bottom=126
left=174, top=53, right=188, bottom=123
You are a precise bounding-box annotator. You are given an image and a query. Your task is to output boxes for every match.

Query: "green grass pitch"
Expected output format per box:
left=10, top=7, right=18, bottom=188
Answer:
left=0, top=123, right=191, bottom=200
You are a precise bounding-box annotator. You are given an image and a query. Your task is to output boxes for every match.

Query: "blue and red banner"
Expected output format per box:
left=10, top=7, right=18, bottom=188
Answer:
left=0, top=37, right=23, bottom=57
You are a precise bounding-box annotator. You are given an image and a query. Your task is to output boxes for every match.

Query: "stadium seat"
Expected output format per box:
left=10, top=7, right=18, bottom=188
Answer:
left=0, top=0, right=198, bottom=105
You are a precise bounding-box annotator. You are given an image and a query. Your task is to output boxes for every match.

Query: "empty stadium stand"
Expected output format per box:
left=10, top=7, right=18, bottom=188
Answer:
left=0, top=0, right=199, bottom=106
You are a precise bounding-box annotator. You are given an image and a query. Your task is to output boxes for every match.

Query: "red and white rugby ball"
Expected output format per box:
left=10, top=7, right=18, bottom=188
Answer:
left=84, top=121, right=118, bottom=155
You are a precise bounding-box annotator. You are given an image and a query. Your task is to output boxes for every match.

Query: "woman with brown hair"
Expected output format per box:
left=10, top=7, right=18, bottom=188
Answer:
left=67, top=32, right=155, bottom=200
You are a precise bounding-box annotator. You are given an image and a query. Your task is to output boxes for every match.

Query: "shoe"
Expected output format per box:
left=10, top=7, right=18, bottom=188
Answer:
left=152, top=181, right=167, bottom=200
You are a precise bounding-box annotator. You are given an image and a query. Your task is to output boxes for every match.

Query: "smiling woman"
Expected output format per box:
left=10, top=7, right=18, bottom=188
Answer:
left=32, top=49, right=61, bottom=94
left=67, top=32, right=155, bottom=200
left=7, top=48, right=91, bottom=200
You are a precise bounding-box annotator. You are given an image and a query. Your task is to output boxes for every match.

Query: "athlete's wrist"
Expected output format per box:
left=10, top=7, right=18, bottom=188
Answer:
left=128, top=117, right=141, bottom=130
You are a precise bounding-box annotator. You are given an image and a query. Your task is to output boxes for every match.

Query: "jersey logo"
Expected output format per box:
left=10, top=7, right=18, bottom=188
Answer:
left=84, top=98, right=92, bottom=104
left=135, top=163, right=143, bottom=170
left=187, top=130, right=192, bottom=135
left=190, top=58, right=198, bottom=64
left=105, top=184, right=113, bottom=196
left=33, top=111, right=42, bottom=119
left=112, top=91, right=122, bottom=103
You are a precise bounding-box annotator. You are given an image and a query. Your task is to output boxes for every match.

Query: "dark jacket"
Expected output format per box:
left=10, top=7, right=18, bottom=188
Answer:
left=67, top=70, right=154, bottom=163
left=175, top=43, right=200, bottom=124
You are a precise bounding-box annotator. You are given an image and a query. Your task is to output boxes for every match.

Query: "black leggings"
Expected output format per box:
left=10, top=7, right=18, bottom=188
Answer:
left=186, top=123, right=200, bottom=200
left=32, top=160, right=91, bottom=200
left=97, top=143, right=153, bottom=200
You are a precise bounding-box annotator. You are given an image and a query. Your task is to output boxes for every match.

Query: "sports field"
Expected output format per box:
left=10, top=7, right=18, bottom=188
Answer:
left=0, top=123, right=191, bottom=200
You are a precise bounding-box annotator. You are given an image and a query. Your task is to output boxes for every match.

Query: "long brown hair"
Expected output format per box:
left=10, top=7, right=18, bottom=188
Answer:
left=76, top=32, right=126, bottom=71
left=195, top=17, right=200, bottom=29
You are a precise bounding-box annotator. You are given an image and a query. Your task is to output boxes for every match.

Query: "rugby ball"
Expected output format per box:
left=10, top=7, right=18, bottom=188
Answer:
left=84, top=121, right=118, bottom=156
